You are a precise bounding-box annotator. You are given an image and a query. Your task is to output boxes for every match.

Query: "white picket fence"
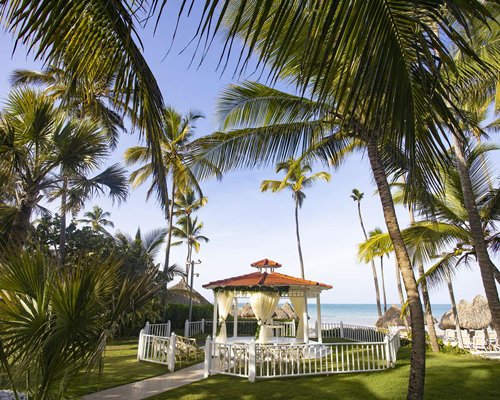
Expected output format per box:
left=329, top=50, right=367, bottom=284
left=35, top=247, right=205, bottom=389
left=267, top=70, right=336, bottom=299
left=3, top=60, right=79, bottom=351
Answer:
left=204, top=326, right=400, bottom=382
left=144, top=321, right=171, bottom=337
left=137, top=330, right=176, bottom=371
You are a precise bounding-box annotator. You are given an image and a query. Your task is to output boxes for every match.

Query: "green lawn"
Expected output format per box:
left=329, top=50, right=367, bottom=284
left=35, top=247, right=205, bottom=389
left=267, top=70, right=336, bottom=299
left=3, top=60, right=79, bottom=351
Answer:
left=68, top=338, right=201, bottom=397
left=148, top=346, right=500, bottom=400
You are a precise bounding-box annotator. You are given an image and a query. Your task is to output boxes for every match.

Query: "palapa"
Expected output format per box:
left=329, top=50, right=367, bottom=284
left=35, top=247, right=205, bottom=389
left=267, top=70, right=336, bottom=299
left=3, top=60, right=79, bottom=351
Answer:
left=439, top=295, right=491, bottom=330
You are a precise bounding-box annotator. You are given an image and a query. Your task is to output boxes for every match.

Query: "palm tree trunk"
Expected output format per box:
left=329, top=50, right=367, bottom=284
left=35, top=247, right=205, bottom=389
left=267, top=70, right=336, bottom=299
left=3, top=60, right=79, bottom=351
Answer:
left=417, top=263, right=440, bottom=352
left=366, top=137, right=425, bottom=400
left=9, top=193, right=39, bottom=247
left=59, top=177, right=68, bottom=265
left=164, top=180, right=175, bottom=271
left=445, top=265, right=464, bottom=348
left=452, top=133, right=500, bottom=334
left=380, top=257, right=387, bottom=312
left=357, top=201, right=383, bottom=317
left=407, top=201, right=440, bottom=352
left=395, top=260, right=411, bottom=332
left=493, top=265, right=500, bottom=286
left=295, top=198, right=305, bottom=279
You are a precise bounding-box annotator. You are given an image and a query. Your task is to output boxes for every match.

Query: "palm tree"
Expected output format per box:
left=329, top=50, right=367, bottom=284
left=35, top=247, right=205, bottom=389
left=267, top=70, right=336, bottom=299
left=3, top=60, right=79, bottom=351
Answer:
left=171, top=216, right=209, bottom=278
left=174, top=189, right=208, bottom=219
left=2, top=3, right=494, bottom=398
left=261, top=159, right=330, bottom=279
left=78, top=206, right=115, bottom=235
left=0, top=88, right=113, bottom=246
left=11, top=66, right=129, bottom=263
left=369, top=228, right=388, bottom=313
left=124, top=107, right=219, bottom=270
left=0, top=247, right=162, bottom=400
left=351, top=190, right=383, bottom=317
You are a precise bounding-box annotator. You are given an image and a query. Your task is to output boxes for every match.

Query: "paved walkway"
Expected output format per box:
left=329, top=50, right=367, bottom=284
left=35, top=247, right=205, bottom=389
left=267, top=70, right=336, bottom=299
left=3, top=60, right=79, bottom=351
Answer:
left=82, top=363, right=205, bottom=400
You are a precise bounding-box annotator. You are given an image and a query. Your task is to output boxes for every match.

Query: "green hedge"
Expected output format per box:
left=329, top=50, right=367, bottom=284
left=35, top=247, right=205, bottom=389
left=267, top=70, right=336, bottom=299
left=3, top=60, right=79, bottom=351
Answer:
left=164, top=303, right=214, bottom=328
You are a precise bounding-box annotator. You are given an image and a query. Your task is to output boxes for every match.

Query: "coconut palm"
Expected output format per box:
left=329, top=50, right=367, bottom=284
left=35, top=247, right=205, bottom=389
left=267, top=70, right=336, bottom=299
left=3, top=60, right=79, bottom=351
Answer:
left=0, top=247, right=162, bottom=400
left=368, top=228, right=388, bottom=313
left=124, top=107, right=219, bottom=270
left=261, top=159, right=330, bottom=279
left=78, top=206, right=115, bottom=235
left=174, top=189, right=208, bottom=219
left=351, top=190, right=382, bottom=317
left=171, top=216, right=209, bottom=278
left=0, top=88, right=112, bottom=246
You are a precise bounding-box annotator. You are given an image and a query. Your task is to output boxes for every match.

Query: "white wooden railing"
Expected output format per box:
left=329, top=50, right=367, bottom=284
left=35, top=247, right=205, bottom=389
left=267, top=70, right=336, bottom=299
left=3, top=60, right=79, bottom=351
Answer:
left=185, top=319, right=295, bottom=338
left=320, top=322, right=386, bottom=342
left=137, top=330, right=176, bottom=371
left=144, top=321, right=171, bottom=337
left=204, top=328, right=400, bottom=382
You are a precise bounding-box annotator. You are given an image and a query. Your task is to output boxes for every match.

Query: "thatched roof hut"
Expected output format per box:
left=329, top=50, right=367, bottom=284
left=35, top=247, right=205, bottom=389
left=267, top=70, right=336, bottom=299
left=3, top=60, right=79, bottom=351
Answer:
left=167, top=279, right=211, bottom=305
left=439, top=295, right=491, bottom=330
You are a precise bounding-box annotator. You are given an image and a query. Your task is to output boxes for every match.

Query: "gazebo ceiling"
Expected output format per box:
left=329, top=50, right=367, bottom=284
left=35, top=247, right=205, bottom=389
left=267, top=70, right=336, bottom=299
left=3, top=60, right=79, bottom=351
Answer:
left=203, top=271, right=332, bottom=291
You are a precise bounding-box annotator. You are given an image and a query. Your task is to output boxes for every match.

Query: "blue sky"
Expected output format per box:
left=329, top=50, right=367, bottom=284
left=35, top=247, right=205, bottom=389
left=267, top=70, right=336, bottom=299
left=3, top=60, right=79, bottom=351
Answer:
left=0, top=9, right=498, bottom=305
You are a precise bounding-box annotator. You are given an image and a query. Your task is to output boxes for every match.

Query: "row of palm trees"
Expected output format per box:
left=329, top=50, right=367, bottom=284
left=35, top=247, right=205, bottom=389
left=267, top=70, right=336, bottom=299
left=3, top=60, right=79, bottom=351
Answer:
left=1, top=1, right=499, bottom=399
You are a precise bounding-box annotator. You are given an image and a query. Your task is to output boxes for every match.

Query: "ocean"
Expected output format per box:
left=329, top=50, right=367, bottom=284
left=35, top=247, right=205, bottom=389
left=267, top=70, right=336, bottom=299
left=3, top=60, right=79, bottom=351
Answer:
left=306, top=304, right=451, bottom=326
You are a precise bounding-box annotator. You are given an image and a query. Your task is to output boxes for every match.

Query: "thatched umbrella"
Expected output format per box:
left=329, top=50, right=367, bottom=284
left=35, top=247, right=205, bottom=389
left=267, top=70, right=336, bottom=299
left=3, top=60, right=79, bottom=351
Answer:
left=238, top=303, right=255, bottom=318
left=439, top=295, right=491, bottom=330
left=376, top=305, right=405, bottom=328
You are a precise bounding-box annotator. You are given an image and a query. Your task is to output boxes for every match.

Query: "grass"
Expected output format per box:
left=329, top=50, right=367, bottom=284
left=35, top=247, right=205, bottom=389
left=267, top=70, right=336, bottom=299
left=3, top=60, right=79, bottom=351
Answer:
left=148, top=346, right=500, bottom=400
left=68, top=338, right=201, bottom=397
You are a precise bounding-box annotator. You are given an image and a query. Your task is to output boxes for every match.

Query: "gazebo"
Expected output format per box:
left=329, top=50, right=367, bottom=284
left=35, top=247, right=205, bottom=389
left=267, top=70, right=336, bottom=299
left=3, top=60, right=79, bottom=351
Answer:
left=203, top=258, right=332, bottom=344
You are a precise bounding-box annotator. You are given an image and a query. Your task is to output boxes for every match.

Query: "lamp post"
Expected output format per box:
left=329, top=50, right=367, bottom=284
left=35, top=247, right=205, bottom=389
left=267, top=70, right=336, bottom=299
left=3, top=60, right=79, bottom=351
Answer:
left=188, top=259, right=202, bottom=322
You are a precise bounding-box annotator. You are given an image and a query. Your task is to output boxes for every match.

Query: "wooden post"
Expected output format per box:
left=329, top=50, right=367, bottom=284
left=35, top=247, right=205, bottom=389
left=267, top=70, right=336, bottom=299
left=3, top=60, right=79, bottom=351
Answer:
left=212, top=292, right=218, bottom=340
left=340, top=321, right=344, bottom=338
left=204, top=336, right=212, bottom=378
left=248, top=340, right=256, bottom=382
left=144, top=321, right=150, bottom=334
left=184, top=319, right=189, bottom=337
left=167, top=320, right=171, bottom=337
left=303, top=310, right=309, bottom=344
left=168, top=333, right=177, bottom=372
left=316, top=295, right=323, bottom=343
left=384, top=335, right=391, bottom=369
left=137, top=329, right=144, bottom=361
left=233, top=297, right=238, bottom=338
left=201, top=318, right=205, bottom=334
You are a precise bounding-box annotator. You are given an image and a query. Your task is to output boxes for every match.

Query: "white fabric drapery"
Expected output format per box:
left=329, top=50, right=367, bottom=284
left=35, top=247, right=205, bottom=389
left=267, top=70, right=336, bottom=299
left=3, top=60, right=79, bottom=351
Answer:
left=216, top=291, right=234, bottom=342
left=291, top=296, right=306, bottom=341
left=250, top=291, right=280, bottom=343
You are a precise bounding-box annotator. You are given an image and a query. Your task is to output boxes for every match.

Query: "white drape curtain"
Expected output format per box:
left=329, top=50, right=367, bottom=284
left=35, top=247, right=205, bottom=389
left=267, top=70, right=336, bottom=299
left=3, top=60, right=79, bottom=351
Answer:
left=250, top=292, right=280, bottom=343
left=216, top=291, right=234, bottom=342
left=291, top=296, right=306, bottom=341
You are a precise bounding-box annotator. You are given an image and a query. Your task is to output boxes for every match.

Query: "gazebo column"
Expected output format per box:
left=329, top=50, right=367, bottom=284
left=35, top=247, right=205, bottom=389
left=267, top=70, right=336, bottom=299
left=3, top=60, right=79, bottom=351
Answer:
left=316, top=294, right=323, bottom=343
left=212, top=292, right=218, bottom=339
left=303, top=293, right=309, bottom=344
left=233, top=297, right=238, bottom=338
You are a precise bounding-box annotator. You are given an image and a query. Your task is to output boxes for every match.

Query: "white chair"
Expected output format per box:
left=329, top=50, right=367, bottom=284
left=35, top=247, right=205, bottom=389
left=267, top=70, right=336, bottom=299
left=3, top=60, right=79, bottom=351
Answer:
left=472, top=335, right=487, bottom=351
left=487, top=331, right=497, bottom=350
left=445, top=329, right=456, bottom=343
left=474, top=330, right=485, bottom=339
left=460, top=333, right=472, bottom=349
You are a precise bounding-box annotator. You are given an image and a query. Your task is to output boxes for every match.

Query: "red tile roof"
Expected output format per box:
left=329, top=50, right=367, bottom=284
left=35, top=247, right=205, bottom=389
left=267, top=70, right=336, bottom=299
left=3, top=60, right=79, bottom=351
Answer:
left=251, top=259, right=282, bottom=268
left=203, top=271, right=332, bottom=290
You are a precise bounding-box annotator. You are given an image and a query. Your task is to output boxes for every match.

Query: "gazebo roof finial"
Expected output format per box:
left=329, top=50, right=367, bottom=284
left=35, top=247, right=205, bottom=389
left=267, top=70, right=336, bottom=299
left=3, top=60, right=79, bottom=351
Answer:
left=251, top=258, right=282, bottom=273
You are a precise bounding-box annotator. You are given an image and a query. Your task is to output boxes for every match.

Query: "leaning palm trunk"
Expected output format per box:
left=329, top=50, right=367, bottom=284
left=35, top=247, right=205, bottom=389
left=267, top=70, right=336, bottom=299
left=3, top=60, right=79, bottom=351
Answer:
left=444, top=265, right=464, bottom=348
left=294, top=198, right=306, bottom=279
left=408, top=205, right=440, bottom=352
left=395, top=260, right=411, bottom=332
left=380, top=256, right=387, bottom=312
left=417, top=263, right=440, bottom=352
left=452, top=133, right=500, bottom=334
left=8, top=193, right=39, bottom=247
left=366, top=137, right=426, bottom=400
left=164, top=181, right=175, bottom=270
left=356, top=199, right=383, bottom=317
